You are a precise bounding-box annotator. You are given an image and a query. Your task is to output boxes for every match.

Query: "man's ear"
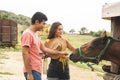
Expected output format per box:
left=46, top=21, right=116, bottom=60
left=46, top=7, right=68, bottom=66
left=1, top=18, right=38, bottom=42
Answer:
left=101, top=31, right=107, bottom=44
left=35, top=20, right=39, bottom=24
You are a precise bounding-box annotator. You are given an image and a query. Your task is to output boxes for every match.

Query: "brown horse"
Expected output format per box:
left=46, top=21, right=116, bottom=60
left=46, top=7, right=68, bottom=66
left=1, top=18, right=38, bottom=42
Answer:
left=69, top=32, right=120, bottom=67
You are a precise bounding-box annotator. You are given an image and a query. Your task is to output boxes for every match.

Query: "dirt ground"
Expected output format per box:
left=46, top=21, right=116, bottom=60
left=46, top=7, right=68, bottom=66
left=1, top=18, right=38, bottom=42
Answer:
left=0, top=52, right=104, bottom=80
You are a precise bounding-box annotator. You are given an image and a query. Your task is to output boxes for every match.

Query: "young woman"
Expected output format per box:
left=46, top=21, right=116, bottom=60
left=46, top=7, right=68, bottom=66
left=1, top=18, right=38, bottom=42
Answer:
left=45, top=22, right=75, bottom=80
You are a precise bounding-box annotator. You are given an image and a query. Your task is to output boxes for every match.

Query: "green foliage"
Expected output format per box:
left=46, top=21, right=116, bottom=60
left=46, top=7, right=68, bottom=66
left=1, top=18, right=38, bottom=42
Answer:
left=0, top=46, right=20, bottom=52
left=63, top=30, right=66, bottom=34
left=69, top=29, right=75, bottom=34
left=79, top=27, right=88, bottom=35
left=20, top=25, right=28, bottom=34
left=89, top=30, right=110, bottom=37
left=89, top=31, right=94, bottom=35
left=41, top=36, right=47, bottom=41
left=0, top=72, right=13, bottom=75
left=0, top=54, right=9, bottom=59
left=93, top=30, right=103, bottom=37
left=0, top=10, right=31, bottom=26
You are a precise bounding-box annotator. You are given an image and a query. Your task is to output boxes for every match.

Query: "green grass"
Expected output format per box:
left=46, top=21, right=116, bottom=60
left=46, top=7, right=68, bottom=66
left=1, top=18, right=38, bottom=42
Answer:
left=0, top=62, right=4, bottom=64
left=96, top=72, right=104, bottom=77
left=0, top=54, right=9, bottom=60
left=63, top=34, right=96, bottom=47
left=0, top=72, right=13, bottom=75
left=69, top=60, right=110, bottom=73
left=69, top=61, right=104, bottom=72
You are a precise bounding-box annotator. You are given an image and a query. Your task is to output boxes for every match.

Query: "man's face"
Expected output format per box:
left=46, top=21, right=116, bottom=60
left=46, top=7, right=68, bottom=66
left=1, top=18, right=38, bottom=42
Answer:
left=35, top=20, right=46, bottom=31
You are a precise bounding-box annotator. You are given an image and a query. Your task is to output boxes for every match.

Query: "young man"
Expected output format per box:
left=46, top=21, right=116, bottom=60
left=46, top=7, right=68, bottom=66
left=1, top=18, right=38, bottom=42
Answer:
left=21, top=12, right=67, bottom=80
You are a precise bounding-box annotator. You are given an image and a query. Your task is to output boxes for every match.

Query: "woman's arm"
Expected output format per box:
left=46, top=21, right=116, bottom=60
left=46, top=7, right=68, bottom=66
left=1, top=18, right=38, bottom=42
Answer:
left=66, top=40, right=75, bottom=51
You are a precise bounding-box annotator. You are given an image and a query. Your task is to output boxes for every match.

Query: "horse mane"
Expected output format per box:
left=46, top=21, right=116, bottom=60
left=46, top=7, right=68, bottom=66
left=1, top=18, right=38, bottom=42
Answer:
left=107, top=36, right=120, bottom=42
left=88, top=36, right=120, bottom=47
left=92, top=36, right=118, bottom=47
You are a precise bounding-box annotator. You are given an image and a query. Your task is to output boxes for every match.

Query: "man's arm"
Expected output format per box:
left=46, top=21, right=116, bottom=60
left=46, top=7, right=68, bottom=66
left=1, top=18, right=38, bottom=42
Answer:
left=22, top=46, right=33, bottom=80
left=40, top=42, right=68, bottom=55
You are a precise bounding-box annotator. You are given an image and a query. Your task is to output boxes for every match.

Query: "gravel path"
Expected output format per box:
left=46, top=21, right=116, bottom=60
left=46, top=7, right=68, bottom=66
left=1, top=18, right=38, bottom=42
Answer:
left=0, top=52, right=104, bottom=80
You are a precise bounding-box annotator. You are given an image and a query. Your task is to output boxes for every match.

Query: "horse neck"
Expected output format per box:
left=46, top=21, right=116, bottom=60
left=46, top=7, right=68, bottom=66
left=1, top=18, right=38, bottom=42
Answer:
left=103, top=41, right=120, bottom=65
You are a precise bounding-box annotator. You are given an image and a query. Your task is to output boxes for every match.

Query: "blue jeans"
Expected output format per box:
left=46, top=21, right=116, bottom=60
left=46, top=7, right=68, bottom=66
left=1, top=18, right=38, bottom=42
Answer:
left=24, top=70, right=41, bottom=80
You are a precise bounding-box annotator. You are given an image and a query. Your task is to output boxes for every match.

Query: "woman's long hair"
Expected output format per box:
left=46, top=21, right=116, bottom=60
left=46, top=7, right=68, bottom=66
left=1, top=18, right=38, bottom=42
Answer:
left=47, top=22, right=62, bottom=39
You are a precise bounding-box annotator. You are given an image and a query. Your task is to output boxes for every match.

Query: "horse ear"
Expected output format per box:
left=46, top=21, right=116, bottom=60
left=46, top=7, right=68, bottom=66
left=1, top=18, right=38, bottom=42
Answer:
left=101, top=31, right=107, bottom=38
left=101, top=31, right=107, bottom=44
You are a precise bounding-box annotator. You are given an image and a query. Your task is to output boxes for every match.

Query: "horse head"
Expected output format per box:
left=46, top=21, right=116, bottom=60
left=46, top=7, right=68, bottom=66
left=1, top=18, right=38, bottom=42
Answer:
left=70, top=31, right=113, bottom=64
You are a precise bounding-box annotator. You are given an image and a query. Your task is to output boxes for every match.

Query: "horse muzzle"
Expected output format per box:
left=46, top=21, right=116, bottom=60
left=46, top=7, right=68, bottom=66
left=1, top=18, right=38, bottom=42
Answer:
left=69, top=53, right=79, bottom=62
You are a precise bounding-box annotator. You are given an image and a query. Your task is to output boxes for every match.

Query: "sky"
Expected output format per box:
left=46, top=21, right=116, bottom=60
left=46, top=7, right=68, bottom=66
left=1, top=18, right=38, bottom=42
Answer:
left=0, top=0, right=120, bottom=32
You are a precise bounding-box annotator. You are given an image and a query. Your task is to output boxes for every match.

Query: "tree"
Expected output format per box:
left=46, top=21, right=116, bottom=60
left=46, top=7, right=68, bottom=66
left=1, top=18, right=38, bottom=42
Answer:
left=79, top=27, right=88, bottom=35
left=89, top=31, right=94, bottom=35
left=0, top=10, right=31, bottom=26
left=63, top=30, right=66, bottom=34
left=92, top=30, right=103, bottom=37
left=0, top=14, right=9, bottom=19
left=69, top=29, right=75, bottom=34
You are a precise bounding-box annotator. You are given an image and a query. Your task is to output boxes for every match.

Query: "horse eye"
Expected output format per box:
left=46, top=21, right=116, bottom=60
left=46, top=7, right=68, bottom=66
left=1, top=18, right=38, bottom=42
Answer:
left=89, top=46, right=94, bottom=49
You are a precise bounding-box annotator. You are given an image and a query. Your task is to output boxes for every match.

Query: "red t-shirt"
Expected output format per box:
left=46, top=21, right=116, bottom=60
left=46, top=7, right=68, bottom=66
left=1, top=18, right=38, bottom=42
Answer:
left=21, top=29, right=42, bottom=73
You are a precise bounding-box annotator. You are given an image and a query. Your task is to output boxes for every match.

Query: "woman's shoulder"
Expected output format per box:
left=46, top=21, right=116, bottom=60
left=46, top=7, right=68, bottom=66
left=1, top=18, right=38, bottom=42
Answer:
left=45, top=37, right=67, bottom=45
left=59, top=37, right=66, bottom=41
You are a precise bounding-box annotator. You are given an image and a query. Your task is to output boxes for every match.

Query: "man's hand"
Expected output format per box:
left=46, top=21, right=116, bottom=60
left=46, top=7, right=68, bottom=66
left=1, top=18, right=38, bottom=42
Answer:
left=58, top=51, right=68, bottom=55
left=41, top=42, right=68, bottom=55
left=27, top=74, right=34, bottom=80
left=40, top=53, right=49, bottom=59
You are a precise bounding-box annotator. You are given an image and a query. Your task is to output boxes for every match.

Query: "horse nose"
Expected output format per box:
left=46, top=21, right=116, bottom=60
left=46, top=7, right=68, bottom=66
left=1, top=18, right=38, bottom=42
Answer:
left=69, top=53, right=74, bottom=60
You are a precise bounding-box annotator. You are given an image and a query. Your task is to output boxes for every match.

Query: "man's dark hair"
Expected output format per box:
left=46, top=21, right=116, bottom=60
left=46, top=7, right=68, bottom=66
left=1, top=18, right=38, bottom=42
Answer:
left=31, top=12, right=48, bottom=25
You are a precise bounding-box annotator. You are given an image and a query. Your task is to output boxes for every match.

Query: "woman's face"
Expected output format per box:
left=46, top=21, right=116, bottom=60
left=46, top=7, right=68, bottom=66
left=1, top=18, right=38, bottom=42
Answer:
left=55, top=25, right=63, bottom=37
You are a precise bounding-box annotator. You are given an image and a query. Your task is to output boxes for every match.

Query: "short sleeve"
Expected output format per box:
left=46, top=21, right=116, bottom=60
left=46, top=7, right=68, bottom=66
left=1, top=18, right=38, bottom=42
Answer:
left=21, top=32, right=32, bottom=47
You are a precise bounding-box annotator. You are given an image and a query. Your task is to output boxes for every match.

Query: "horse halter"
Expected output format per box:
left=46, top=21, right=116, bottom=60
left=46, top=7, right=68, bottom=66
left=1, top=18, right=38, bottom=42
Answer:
left=78, top=39, right=111, bottom=65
